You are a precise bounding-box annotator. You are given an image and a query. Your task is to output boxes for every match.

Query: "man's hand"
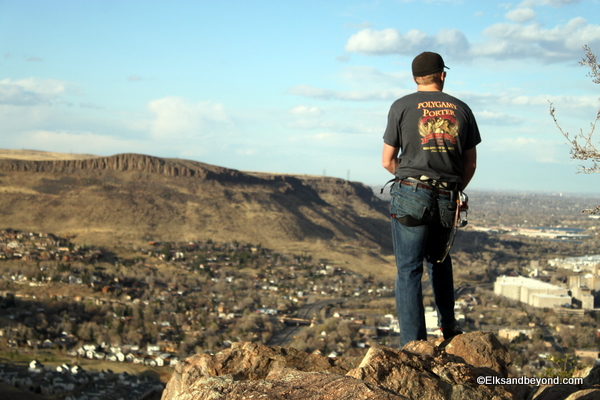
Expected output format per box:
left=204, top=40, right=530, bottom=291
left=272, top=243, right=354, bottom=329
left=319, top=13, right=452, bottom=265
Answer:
left=382, top=143, right=400, bottom=174
left=461, top=147, right=477, bottom=190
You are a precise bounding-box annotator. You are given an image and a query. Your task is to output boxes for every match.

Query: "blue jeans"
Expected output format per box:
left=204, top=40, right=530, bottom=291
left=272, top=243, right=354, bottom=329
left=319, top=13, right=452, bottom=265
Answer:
left=389, top=180, right=457, bottom=347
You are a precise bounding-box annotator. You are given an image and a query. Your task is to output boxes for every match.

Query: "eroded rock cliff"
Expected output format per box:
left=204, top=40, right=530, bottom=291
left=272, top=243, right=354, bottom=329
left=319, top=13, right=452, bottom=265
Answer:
left=0, top=153, right=230, bottom=179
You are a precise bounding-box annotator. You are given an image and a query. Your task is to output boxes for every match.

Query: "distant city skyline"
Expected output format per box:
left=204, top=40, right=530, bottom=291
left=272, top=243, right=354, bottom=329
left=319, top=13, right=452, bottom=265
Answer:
left=1, top=0, right=600, bottom=194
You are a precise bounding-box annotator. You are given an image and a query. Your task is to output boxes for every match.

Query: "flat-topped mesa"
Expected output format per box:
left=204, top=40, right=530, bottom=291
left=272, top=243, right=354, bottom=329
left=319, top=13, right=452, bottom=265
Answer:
left=0, top=153, right=381, bottom=200
left=0, top=152, right=326, bottom=185
left=0, top=153, right=225, bottom=179
left=0, top=150, right=392, bottom=254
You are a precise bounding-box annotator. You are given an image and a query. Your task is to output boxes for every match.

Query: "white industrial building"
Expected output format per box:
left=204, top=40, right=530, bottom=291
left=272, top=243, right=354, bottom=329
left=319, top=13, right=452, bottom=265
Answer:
left=498, top=328, right=533, bottom=341
left=548, top=255, right=600, bottom=272
left=569, top=270, right=599, bottom=310
left=494, top=276, right=571, bottom=308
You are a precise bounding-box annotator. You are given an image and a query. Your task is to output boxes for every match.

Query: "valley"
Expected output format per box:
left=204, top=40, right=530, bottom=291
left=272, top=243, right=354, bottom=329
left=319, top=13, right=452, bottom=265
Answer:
left=0, top=150, right=599, bottom=399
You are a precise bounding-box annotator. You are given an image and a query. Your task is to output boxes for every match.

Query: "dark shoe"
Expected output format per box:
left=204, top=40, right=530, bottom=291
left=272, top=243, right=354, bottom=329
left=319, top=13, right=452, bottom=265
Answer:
left=441, top=326, right=463, bottom=340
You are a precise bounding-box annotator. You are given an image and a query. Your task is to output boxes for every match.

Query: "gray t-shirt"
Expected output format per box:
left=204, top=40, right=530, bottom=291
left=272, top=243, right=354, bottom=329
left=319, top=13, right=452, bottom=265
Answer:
left=383, top=91, right=481, bottom=183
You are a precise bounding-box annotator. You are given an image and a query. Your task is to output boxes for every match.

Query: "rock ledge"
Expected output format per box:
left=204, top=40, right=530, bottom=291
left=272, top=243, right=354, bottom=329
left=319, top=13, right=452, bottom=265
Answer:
left=161, top=332, right=600, bottom=400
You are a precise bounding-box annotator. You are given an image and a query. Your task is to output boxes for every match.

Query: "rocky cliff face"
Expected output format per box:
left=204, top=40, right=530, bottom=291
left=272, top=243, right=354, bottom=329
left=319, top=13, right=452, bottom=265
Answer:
left=0, top=153, right=233, bottom=179
left=161, top=332, right=600, bottom=400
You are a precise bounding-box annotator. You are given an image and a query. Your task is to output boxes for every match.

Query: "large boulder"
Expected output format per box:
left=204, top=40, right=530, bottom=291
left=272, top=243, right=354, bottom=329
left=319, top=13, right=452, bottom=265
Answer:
left=163, top=367, right=408, bottom=400
left=160, top=341, right=364, bottom=400
left=442, top=331, right=511, bottom=377
left=348, top=340, right=517, bottom=400
left=161, top=332, right=597, bottom=400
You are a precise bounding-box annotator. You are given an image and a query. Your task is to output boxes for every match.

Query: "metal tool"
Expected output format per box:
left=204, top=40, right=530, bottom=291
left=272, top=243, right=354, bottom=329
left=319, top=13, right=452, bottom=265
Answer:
left=436, top=191, right=468, bottom=263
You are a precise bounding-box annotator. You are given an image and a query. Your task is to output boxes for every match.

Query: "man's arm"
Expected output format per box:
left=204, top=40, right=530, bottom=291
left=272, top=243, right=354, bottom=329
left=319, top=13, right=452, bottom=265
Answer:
left=382, top=143, right=399, bottom=175
left=461, top=147, right=477, bottom=190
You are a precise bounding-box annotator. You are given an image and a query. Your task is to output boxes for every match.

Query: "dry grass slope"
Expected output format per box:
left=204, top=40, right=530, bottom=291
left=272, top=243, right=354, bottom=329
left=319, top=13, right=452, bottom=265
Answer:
left=0, top=149, right=395, bottom=278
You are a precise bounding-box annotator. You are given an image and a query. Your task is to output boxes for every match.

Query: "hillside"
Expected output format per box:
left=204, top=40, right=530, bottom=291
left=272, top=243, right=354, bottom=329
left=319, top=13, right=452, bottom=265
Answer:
left=0, top=150, right=394, bottom=276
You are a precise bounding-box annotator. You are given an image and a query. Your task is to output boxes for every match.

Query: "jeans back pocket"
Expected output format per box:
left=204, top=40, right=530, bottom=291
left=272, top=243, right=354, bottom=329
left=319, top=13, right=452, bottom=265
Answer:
left=390, top=183, right=432, bottom=224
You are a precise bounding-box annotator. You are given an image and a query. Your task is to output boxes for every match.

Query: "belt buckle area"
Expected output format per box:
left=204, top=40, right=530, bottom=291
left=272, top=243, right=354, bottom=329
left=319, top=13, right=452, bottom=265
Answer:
left=401, top=178, right=433, bottom=192
left=416, top=176, right=455, bottom=190
left=408, top=176, right=434, bottom=189
left=408, top=176, right=457, bottom=193
left=417, top=175, right=446, bottom=188
left=406, top=176, right=429, bottom=185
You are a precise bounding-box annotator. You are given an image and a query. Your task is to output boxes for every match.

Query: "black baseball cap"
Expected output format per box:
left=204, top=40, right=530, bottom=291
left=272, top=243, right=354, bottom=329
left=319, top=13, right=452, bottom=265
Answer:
left=412, top=52, right=449, bottom=77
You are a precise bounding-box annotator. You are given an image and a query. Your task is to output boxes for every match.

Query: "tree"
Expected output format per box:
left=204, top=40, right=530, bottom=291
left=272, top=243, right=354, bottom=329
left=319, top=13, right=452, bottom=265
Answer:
left=550, top=45, right=600, bottom=214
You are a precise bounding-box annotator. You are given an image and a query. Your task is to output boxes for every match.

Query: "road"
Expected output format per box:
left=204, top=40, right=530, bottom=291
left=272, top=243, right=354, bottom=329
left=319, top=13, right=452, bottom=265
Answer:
left=267, top=296, right=347, bottom=347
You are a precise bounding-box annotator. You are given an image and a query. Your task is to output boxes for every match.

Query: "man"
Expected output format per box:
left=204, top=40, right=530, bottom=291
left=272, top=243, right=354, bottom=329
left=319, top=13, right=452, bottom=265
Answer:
left=381, top=52, right=481, bottom=347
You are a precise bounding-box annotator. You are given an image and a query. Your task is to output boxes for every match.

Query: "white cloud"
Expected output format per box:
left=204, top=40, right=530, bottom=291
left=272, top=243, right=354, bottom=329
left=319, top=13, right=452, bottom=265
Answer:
left=338, top=66, right=408, bottom=86
left=344, top=28, right=428, bottom=55
left=463, top=92, right=595, bottom=108
left=287, top=119, right=335, bottom=130
left=344, top=14, right=600, bottom=63
left=234, top=148, right=257, bottom=156
left=519, top=0, right=580, bottom=7
left=344, top=28, right=469, bottom=57
left=288, top=84, right=406, bottom=101
left=0, top=84, right=45, bottom=106
left=312, top=132, right=337, bottom=141
left=146, top=97, right=231, bottom=140
left=490, top=136, right=564, bottom=163
left=460, top=91, right=598, bottom=121
left=8, top=130, right=152, bottom=155
left=475, top=17, right=600, bottom=61
left=3, top=78, right=69, bottom=95
left=515, top=94, right=597, bottom=108
left=505, top=8, right=537, bottom=23
left=288, top=109, right=382, bottom=137
left=0, top=78, right=71, bottom=106
left=286, top=131, right=343, bottom=147
left=79, top=101, right=104, bottom=110
left=476, top=110, right=524, bottom=126
left=289, top=105, right=322, bottom=116
left=433, top=29, right=471, bottom=58
left=344, top=22, right=372, bottom=30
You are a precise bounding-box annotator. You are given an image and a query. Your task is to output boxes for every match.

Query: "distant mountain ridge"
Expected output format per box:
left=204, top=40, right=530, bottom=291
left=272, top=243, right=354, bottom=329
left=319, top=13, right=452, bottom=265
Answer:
left=0, top=150, right=394, bottom=276
left=0, top=152, right=241, bottom=178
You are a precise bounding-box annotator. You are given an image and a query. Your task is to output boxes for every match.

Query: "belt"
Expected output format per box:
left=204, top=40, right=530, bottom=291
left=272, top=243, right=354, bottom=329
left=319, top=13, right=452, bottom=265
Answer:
left=397, top=178, right=454, bottom=196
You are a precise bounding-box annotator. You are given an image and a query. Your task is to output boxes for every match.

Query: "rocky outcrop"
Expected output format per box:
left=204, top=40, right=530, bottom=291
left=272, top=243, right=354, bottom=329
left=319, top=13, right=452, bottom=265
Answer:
left=161, top=333, right=600, bottom=400
left=443, top=331, right=512, bottom=377
left=0, top=153, right=225, bottom=179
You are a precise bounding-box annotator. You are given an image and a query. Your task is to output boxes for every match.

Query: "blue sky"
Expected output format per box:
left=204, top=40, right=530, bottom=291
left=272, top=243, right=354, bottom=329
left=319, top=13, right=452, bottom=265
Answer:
left=1, top=0, right=600, bottom=194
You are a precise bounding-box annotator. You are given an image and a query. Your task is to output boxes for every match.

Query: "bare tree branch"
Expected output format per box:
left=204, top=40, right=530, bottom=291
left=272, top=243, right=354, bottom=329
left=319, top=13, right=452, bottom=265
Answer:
left=550, top=45, right=600, bottom=214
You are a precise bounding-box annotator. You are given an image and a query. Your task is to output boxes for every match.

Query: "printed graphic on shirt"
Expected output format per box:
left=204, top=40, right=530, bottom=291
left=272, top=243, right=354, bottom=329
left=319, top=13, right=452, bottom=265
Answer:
left=417, top=101, right=459, bottom=153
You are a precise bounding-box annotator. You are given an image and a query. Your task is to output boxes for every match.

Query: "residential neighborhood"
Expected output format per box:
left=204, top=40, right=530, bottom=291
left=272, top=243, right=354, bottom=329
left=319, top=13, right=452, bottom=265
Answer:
left=0, top=228, right=401, bottom=398
left=2, top=224, right=600, bottom=398
left=0, top=359, right=163, bottom=399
